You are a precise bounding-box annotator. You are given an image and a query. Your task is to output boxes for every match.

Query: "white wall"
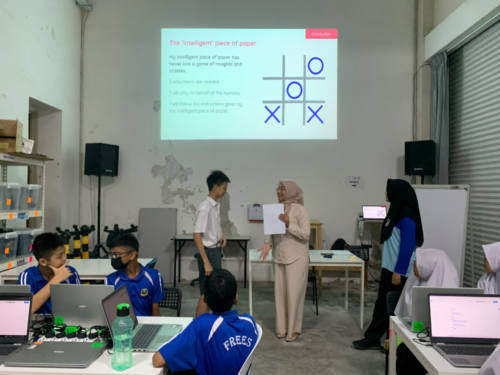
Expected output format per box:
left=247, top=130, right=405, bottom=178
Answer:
left=0, top=0, right=82, bottom=229
left=433, top=0, right=466, bottom=29
left=82, top=0, right=415, bottom=281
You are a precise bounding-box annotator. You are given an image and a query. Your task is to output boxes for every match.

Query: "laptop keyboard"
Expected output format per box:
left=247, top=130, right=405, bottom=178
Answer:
left=0, top=346, right=19, bottom=356
left=440, top=345, right=495, bottom=356
left=132, top=325, right=162, bottom=349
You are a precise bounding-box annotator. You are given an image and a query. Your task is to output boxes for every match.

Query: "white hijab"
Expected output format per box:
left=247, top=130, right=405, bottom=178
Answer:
left=395, top=248, right=460, bottom=317
left=478, top=344, right=500, bottom=375
left=477, top=242, right=500, bottom=295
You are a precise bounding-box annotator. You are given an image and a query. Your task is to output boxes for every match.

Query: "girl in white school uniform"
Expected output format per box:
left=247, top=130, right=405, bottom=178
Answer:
left=395, top=248, right=459, bottom=375
left=477, top=242, right=500, bottom=294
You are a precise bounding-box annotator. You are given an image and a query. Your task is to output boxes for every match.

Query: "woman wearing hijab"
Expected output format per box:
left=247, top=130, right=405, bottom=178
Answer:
left=353, top=179, right=424, bottom=350
left=395, top=248, right=459, bottom=317
left=477, top=242, right=500, bottom=294
left=395, top=248, right=459, bottom=375
left=258, top=180, right=310, bottom=342
left=478, top=344, right=500, bottom=375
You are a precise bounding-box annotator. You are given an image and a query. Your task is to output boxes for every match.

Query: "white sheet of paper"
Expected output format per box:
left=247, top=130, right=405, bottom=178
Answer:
left=263, top=204, right=286, bottom=235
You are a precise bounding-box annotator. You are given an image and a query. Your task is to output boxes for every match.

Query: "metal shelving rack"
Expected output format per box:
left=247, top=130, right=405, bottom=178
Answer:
left=0, top=152, right=46, bottom=272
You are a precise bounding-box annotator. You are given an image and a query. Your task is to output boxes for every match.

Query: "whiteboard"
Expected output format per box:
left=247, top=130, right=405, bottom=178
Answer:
left=413, top=185, right=469, bottom=285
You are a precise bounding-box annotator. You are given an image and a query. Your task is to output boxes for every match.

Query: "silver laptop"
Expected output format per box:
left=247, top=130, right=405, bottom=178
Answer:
left=362, top=205, right=387, bottom=221
left=102, top=284, right=183, bottom=352
left=0, top=293, right=32, bottom=365
left=429, top=294, right=500, bottom=368
left=399, top=287, right=483, bottom=332
left=0, top=285, right=30, bottom=294
left=3, top=342, right=105, bottom=368
left=51, top=284, right=114, bottom=327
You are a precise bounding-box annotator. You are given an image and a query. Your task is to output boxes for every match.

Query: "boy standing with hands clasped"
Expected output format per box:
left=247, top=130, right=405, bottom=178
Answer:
left=194, top=170, right=230, bottom=317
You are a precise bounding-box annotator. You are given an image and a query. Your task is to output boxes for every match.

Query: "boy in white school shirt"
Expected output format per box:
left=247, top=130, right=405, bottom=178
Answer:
left=194, top=170, right=230, bottom=317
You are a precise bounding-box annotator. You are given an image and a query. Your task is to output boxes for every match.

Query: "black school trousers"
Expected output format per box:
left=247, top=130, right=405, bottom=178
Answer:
left=364, top=267, right=407, bottom=342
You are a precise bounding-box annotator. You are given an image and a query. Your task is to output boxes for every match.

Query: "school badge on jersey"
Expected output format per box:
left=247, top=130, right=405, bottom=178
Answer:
left=141, top=288, right=149, bottom=297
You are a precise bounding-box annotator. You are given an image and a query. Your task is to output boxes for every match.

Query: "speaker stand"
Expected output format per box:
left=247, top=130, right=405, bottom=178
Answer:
left=93, top=174, right=109, bottom=258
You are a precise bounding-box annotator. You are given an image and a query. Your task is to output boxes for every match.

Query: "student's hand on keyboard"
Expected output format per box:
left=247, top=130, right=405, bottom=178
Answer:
left=49, top=261, right=73, bottom=283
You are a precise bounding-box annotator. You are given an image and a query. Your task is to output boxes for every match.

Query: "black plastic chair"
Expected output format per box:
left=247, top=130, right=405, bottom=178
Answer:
left=308, top=271, right=318, bottom=315
left=146, top=257, right=157, bottom=269
left=159, top=288, right=182, bottom=317
left=385, top=291, right=402, bottom=375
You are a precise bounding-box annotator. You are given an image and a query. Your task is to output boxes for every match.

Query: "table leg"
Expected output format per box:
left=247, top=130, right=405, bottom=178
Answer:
left=178, top=241, right=183, bottom=283
left=318, top=227, right=322, bottom=249
left=318, top=268, right=323, bottom=293
left=360, top=262, right=365, bottom=329
left=389, top=319, right=397, bottom=375
left=249, top=260, right=253, bottom=315
left=345, top=267, right=349, bottom=310
left=173, top=241, right=177, bottom=287
left=312, top=228, right=317, bottom=249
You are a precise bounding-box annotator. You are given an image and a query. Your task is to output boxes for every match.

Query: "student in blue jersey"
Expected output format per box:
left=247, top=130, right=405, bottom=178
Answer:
left=152, top=269, right=258, bottom=375
left=106, top=234, right=164, bottom=316
left=18, top=233, right=81, bottom=314
left=353, top=179, right=424, bottom=351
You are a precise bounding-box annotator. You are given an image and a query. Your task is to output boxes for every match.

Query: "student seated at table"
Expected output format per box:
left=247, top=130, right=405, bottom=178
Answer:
left=393, top=248, right=459, bottom=375
left=18, top=233, right=81, bottom=314
left=477, top=242, right=500, bottom=294
left=152, top=269, right=258, bottom=375
left=106, top=234, right=164, bottom=316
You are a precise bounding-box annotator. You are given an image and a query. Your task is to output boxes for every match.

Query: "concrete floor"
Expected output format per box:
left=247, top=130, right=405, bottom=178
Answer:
left=161, top=280, right=386, bottom=375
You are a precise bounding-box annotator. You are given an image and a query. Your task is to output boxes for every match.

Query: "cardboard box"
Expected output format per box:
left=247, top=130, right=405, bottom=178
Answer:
left=0, top=137, right=22, bottom=153
left=0, top=120, right=23, bottom=138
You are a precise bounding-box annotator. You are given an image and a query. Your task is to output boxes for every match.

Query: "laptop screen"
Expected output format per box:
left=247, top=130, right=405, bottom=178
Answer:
left=429, top=295, right=500, bottom=340
left=0, top=295, right=31, bottom=338
left=362, top=206, right=387, bottom=220
left=101, top=285, right=138, bottom=337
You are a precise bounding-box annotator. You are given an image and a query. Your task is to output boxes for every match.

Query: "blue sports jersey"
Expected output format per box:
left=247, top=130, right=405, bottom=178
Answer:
left=106, top=264, right=164, bottom=316
left=18, top=265, right=81, bottom=314
left=158, top=310, right=258, bottom=375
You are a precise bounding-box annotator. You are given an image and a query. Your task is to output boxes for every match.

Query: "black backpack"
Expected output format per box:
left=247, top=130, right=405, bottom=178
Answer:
left=331, top=238, right=348, bottom=250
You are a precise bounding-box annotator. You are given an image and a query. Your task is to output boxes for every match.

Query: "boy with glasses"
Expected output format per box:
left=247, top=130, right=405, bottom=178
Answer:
left=106, top=234, right=164, bottom=316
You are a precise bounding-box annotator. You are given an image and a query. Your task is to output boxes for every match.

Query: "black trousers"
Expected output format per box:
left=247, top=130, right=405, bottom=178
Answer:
left=364, top=268, right=407, bottom=341
left=396, top=343, right=427, bottom=375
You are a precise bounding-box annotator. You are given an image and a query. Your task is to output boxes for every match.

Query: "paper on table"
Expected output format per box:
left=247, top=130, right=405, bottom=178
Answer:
left=263, top=204, right=286, bottom=235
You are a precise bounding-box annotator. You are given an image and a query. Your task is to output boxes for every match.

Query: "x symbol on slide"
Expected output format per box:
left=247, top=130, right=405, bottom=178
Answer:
left=307, top=105, right=324, bottom=124
left=265, top=106, right=280, bottom=123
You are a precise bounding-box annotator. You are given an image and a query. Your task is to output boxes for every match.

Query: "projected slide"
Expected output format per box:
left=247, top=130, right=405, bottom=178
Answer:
left=161, top=29, right=338, bottom=140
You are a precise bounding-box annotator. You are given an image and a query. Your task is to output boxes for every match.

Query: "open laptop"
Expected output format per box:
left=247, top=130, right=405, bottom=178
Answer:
left=3, top=342, right=105, bottom=368
left=429, top=294, right=500, bottom=368
left=102, top=284, right=183, bottom=352
left=362, top=205, right=387, bottom=221
left=0, top=285, right=30, bottom=294
left=0, top=293, right=32, bottom=365
left=51, top=284, right=114, bottom=327
left=399, top=287, right=483, bottom=332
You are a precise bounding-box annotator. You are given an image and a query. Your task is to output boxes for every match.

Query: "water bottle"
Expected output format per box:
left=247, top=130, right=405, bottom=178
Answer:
left=322, top=240, right=328, bottom=250
left=111, top=303, right=134, bottom=371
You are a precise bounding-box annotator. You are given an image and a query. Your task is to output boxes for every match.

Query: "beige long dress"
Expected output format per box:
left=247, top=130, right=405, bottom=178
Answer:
left=265, top=203, right=310, bottom=334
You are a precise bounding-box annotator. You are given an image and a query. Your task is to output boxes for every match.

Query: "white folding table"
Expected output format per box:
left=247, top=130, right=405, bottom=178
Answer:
left=389, top=316, right=479, bottom=375
left=0, top=316, right=192, bottom=375
left=248, top=249, right=365, bottom=328
left=0, top=258, right=153, bottom=284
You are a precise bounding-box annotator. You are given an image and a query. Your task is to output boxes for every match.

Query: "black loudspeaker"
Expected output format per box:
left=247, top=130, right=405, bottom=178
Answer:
left=84, top=143, right=119, bottom=177
left=405, top=140, right=435, bottom=176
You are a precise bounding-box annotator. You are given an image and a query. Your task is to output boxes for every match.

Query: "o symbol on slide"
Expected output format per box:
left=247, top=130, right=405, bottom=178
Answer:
left=308, top=57, right=324, bottom=75
left=287, top=81, right=303, bottom=99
